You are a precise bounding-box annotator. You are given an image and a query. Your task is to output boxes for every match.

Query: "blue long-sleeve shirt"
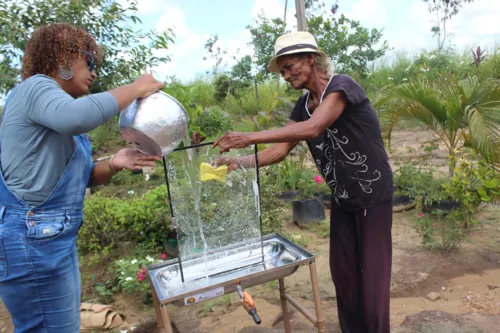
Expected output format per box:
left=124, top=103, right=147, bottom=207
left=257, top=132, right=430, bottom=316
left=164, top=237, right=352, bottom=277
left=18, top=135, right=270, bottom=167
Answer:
left=0, top=74, right=119, bottom=205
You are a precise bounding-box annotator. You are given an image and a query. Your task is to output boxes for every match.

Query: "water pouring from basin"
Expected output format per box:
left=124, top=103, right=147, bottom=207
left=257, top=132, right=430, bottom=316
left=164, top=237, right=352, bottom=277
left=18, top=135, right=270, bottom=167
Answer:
left=164, top=143, right=264, bottom=283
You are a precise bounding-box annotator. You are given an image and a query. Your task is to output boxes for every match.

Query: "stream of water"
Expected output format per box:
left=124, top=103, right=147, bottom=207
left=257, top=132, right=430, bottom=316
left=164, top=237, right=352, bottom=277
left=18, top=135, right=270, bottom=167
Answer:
left=181, top=136, right=209, bottom=280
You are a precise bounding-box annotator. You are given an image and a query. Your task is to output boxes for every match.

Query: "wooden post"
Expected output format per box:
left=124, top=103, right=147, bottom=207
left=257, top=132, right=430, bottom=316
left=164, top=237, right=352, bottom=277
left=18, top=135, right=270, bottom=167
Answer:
left=279, top=278, right=291, bottom=333
left=309, top=262, right=326, bottom=333
left=295, top=0, right=308, bottom=96
left=160, top=304, right=174, bottom=333
left=151, top=281, right=164, bottom=328
left=295, top=0, right=307, bottom=31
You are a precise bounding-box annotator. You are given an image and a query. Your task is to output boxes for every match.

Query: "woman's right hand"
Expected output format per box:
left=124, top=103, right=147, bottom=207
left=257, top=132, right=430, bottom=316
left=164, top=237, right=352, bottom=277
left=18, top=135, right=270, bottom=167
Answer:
left=132, top=74, right=165, bottom=98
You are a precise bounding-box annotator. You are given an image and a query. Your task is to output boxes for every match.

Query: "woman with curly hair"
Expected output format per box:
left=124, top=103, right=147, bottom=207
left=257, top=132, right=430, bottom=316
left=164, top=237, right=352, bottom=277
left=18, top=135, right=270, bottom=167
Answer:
left=0, top=23, right=165, bottom=332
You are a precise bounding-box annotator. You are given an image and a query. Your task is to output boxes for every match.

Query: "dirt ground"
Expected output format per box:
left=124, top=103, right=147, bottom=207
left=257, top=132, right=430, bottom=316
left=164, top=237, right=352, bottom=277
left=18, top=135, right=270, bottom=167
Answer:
left=0, top=128, right=499, bottom=333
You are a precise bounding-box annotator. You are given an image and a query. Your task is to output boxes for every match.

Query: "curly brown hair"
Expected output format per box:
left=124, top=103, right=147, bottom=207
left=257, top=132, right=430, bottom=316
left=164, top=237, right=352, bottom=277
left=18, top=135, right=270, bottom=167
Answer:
left=21, top=23, right=101, bottom=80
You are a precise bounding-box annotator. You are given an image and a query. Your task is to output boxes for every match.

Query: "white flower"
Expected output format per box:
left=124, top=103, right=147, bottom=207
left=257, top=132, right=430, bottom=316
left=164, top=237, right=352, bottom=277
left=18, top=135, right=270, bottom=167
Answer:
left=146, top=256, right=154, bottom=263
left=403, top=78, right=408, bottom=81
left=128, top=190, right=135, bottom=195
left=131, top=259, right=138, bottom=264
left=121, top=272, right=125, bottom=275
left=119, top=259, right=124, bottom=263
left=388, top=77, right=393, bottom=80
left=145, top=174, right=150, bottom=181
left=125, top=277, right=133, bottom=281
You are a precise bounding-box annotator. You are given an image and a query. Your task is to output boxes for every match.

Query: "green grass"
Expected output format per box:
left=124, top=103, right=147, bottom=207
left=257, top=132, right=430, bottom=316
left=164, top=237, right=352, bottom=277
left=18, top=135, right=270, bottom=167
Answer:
left=306, top=219, right=330, bottom=238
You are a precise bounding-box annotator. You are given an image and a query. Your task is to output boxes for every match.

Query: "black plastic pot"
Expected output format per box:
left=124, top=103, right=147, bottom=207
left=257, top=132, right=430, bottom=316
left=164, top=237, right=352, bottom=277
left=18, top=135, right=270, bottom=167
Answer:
left=292, top=198, right=326, bottom=225
left=422, top=198, right=461, bottom=213
left=393, top=195, right=412, bottom=206
left=315, top=193, right=331, bottom=209
left=275, top=191, right=299, bottom=202
left=392, top=194, right=416, bottom=212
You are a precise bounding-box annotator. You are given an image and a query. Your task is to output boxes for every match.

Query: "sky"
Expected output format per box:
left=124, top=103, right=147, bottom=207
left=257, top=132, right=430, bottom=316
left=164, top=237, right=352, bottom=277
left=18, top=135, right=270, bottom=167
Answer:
left=127, top=0, right=500, bottom=83
left=1, top=0, right=499, bottom=105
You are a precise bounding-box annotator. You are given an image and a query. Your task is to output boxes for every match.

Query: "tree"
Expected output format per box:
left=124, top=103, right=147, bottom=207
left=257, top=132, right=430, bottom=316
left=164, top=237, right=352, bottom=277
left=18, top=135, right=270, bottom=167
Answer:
left=0, top=0, right=174, bottom=95
left=375, top=76, right=500, bottom=177
left=246, top=12, right=288, bottom=82
left=423, top=0, right=475, bottom=53
left=203, top=34, right=228, bottom=75
left=307, top=14, right=389, bottom=77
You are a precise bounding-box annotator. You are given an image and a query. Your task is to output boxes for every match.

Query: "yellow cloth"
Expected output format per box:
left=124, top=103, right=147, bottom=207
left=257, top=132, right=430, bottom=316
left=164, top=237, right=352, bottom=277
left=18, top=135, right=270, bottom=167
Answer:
left=200, top=162, right=228, bottom=182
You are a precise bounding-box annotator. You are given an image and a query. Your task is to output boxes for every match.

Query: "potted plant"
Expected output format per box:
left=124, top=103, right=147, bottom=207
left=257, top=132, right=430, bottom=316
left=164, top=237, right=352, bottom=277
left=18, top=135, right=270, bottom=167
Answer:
left=392, top=164, right=420, bottom=212
left=292, top=175, right=326, bottom=225
left=274, top=147, right=313, bottom=202
left=440, top=155, right=500, bottom=228
left=421, top=175, right=459, bottom=214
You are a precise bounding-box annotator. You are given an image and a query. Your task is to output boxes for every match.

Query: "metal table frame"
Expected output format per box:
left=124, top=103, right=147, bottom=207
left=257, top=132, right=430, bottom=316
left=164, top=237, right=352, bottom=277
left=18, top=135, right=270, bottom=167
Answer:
left=150, top=259, right=326, bottom=333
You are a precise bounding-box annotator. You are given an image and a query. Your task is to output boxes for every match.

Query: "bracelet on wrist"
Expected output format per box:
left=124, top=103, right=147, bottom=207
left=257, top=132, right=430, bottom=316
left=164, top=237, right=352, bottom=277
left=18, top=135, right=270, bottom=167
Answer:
left=108, top=155, right=119, bottom=173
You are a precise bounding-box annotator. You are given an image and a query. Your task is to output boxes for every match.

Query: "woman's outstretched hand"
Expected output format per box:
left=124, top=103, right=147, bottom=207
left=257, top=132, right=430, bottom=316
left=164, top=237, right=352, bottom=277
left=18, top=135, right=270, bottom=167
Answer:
left=112, top=148, right=161, bottom=171
left=212, top=131, right=252, bottom=153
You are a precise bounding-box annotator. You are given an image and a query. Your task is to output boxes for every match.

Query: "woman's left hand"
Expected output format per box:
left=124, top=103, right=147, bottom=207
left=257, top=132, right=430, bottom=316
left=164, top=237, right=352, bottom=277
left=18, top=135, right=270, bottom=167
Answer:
left=112, top=148, right=161, bottom=171
left=213, top=131, right=253, bottom=153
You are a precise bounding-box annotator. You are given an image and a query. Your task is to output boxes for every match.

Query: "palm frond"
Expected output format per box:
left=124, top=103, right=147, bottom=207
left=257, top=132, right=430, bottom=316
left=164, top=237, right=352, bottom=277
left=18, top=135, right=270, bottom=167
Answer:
left=465, top=102, right=500, bottom=163
left=375, top=80, right=447, bottom=134
left=458, top=76, right=479, bottom=100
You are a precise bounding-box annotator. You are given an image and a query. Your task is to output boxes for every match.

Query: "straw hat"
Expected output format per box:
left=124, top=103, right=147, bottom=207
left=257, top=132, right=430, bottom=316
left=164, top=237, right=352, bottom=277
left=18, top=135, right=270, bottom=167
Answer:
left=267, top=31, right=327, bottom=73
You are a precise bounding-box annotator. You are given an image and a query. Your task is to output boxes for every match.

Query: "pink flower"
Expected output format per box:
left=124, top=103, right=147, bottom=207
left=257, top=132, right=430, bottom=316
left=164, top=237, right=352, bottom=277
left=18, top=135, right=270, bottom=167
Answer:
left=314, top=175, right=324, bottom=184
left=136, top=271, right=146, bottom=282
left=469, top=232, right=473, bottom=237
left=418, top=213, right=424, bottom=218
left=160, top=253, right=167, bottom=260
left=433, top=222, right=438, bottom=227
left=458, top=223, right=462, bottom=228
left=141, top=268, right=147, bottom=274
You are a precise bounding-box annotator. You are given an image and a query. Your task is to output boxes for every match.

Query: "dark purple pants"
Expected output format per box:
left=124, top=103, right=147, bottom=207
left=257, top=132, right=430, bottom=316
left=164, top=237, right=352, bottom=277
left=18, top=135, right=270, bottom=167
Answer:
left=329, top=199, right=392, bottom=333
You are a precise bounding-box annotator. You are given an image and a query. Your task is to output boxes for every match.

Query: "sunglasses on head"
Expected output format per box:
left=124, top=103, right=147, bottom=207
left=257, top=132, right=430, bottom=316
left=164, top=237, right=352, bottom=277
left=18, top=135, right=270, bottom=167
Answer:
left=82, top=50, right=97, bottom=72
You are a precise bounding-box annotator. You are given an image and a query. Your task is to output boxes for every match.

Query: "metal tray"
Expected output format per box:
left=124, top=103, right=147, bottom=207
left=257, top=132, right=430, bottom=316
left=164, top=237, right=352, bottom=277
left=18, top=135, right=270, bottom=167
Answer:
left=148, top=233, right=314, bottom=304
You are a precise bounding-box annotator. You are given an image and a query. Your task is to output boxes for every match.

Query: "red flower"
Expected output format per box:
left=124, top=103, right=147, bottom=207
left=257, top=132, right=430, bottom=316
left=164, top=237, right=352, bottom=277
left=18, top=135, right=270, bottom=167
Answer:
left=458, top=223, right=462, bottom=228
left=314, top=175, right=324, bottom=184
left=141, top=268, right=147, bottom=274
left=160, top=253, right=167, bottom=260
left=433, top=222, right=438, bottom=227
left=418, top=213, right=424, bottom=218
left=469, top=232, right=473, bottom=237
left=137, top=271, right=146, bottom=283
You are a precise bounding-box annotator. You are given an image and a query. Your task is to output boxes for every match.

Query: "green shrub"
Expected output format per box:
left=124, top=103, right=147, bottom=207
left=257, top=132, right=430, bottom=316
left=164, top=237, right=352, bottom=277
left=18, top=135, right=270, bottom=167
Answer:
left=197, top=105, right=233, bottom=137
left=443, top=155, right=500, bottom=228
left=110, top=169, right=144, bottom=186
left=79, top=185, right=172, bottom=266
left=88, top=119, right=123, bottom=155
left=416, top=211, right=467, bottom=252
left=259, top=168, right=284, bottom=234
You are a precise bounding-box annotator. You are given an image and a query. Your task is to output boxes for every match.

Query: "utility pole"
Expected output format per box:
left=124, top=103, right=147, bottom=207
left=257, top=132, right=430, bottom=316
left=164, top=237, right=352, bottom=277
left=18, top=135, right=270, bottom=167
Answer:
left=295, top=0, right=307, bottom=31
left=295, top=0, right=308, bottom=96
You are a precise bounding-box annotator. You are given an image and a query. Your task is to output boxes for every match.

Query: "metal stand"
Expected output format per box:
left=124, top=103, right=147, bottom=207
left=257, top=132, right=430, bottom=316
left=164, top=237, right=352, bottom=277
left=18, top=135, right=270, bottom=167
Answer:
left=151, top=262, right=326, bottom=333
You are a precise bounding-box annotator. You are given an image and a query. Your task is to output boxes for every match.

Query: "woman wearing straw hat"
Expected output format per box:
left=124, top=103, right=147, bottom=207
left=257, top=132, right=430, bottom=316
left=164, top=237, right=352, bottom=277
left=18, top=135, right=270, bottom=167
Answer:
left=213, top=31, right=393, bottom=333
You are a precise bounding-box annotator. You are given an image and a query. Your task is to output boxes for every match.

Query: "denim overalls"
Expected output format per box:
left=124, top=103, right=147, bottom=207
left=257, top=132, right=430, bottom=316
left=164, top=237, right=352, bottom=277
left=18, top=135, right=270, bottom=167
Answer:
left=0, top=87, right=93, bottom=332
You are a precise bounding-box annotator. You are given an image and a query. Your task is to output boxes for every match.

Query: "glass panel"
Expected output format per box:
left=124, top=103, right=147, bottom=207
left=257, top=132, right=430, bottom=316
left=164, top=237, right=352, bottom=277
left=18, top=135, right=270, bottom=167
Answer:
left=164, top=144, right=262, bottom=282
